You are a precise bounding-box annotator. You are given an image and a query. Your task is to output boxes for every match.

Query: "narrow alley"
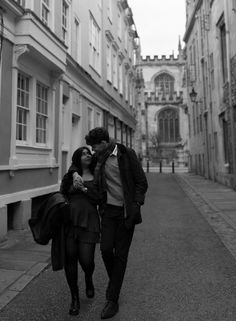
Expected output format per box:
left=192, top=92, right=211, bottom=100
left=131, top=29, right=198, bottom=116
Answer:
left=1, top=173, right=236, bottom=321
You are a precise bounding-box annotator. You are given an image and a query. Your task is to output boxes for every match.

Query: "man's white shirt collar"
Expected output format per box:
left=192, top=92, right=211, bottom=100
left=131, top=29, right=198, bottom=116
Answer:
left=110, top=144, right=118, bottom=156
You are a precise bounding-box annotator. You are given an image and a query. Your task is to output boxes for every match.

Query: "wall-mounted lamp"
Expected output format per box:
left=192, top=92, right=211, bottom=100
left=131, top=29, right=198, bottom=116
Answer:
left=189, top=87, right=197, bottom=103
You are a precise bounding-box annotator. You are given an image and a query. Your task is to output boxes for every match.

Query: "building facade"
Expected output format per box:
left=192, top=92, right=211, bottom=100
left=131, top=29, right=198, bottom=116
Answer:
left=0, top=0, right=139, bottom=240
left=184, top=0, right=236, bottom=188
left=135, top=45, right=189, bottom=168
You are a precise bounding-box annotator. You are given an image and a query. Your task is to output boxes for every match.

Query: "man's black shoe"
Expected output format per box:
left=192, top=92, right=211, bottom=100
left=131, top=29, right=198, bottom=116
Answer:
left=101, top=301, right=119, bottom=319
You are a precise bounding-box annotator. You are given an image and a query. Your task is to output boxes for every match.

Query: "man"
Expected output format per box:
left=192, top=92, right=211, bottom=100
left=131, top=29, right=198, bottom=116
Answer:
left=73, top=127, right=148, bottom=319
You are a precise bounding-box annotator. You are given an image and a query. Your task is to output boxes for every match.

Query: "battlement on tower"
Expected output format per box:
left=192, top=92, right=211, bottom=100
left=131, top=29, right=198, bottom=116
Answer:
left=139, top=54, right=185, bottom=66
left=142, top=54, right=180, bottom=62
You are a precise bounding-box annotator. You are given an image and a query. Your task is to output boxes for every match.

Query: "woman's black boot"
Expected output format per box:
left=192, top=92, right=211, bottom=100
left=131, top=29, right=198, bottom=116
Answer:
left=85, top=275, right=95, bottom=298
left=69, top=290, right=80, bottom=315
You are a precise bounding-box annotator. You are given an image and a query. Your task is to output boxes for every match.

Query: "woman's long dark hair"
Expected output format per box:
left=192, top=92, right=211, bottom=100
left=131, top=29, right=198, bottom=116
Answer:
left=71, top=146, right=96, bottom=176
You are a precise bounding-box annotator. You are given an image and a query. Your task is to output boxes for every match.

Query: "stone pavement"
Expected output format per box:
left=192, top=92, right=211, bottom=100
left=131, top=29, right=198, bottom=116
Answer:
left=1, top=172, right=236, bottom=314
left=175, top=173, right=236, bottom=261
left=0, top=229, right=50, bottom=310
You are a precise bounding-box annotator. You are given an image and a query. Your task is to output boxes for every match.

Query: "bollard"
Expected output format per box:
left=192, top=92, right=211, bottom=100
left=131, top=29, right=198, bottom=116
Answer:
left=159, top=160, right=162, bottom=173
left=146, top=159, right=149, bottom=173
left=172, top=161, right=175, bottom=173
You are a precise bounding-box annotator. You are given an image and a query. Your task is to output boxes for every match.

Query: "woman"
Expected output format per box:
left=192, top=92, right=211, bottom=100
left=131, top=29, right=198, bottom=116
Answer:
left=60, top=147, right=103, bottom=316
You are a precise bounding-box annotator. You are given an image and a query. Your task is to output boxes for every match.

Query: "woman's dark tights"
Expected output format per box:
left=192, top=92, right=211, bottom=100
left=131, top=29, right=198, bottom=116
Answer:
left=64, top=237, right=96, bottom=296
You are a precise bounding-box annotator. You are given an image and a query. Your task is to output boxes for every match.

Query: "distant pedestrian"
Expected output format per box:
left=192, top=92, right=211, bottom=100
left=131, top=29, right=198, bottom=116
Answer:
left=60, top=146, right=104, bottom=316
left=72, top=127, right=148, bottom=319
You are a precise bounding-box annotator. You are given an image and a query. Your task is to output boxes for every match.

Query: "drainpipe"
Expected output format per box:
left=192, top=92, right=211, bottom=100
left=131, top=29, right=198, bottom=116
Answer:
left=0, top=7, right=4, bottom=104
left=145, top=101, right=149, bottom=160
left=224, top=0, right=236, bottom=186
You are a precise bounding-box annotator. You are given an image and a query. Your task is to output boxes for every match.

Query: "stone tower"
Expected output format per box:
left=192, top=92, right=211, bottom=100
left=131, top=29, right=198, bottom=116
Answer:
left=136, top=43, right=189, bottom=168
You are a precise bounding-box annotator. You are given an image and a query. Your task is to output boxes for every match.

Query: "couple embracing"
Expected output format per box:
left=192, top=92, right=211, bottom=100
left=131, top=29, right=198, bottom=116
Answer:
left=60, top=127, right=148, bottom=319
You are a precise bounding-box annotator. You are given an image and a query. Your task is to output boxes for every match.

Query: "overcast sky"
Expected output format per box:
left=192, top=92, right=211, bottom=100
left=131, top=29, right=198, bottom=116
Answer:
left=127, top=0, right=186, bottom=58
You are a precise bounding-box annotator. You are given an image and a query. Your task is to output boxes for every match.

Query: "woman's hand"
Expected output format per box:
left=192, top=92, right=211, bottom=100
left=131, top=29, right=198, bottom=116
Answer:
left=73, top=172, right=83, bottom=188
left=72, top=172, right=88, bottom=193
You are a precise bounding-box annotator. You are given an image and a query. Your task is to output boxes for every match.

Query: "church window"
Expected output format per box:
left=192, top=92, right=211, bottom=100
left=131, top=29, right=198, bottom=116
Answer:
left=155, top=73, right=174, bottom=97
left=158, top=108, right=180, bottom=143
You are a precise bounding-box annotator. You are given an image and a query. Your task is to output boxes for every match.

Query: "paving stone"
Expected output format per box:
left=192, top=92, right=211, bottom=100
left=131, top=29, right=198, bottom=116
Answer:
left=9, top=275, right=34, bottom=292
left=0, top=270, right=23, bottom=294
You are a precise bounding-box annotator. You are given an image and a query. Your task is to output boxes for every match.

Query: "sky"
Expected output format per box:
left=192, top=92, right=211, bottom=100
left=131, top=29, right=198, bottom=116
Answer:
left=127, top=0, right=186, bottom=58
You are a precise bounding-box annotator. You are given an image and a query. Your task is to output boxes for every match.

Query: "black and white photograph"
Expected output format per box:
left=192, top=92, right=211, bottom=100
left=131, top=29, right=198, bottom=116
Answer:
left=1, top=0, right=236, bottom=320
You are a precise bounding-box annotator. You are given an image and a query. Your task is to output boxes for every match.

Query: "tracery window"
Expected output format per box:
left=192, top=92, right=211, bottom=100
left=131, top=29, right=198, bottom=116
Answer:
left=158, top=108, right=179, bottom=143
left=155, top=73, right=174, bottom=96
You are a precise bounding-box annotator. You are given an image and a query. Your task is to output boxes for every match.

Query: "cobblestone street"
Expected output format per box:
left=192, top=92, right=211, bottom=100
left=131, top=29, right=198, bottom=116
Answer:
left=1, top=173, right=236, bottom=321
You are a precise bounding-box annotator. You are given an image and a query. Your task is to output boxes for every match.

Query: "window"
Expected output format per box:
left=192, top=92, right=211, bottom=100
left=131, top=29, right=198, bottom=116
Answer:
left=98, top=0, right=102, bottom=9
left=107, top=0, right=112, bottom=22
left=128, top=38, right=132, bottom=60
left=14, top=0, right=25, bottom=7
left=88, top=107, right=93, bottom=131
left=41, top=0, right=50, bottom=26
left=233, top=0, right=236, bottom=11
left=192, top=39, right=197, bottom=80
left=210, top=52, right=215, bottom=89
left=214, top=132, right=218, bottom=161
left=222, top=117, right=229, bottom=163
left=219, top=19, right=228, bottom=83
left=62, top=0, right=69, bottom=44
left=118, top=62, right=123, bottom=95
left=106, top=42, right=112, bottom=82
left=129, top=77, right=133, bottom=106
left=155, top=73, right=174, bottom=97
left=89, top=14, right=101, bottom=73
left=125, top=73, right=128, bottom=101
left=16, top=73, right=30, bottom=141
left=95, top=111, right=101, bottom=127
left=124, top=25, right=128, bottom=51
left=36, top=82, right=48, bottom=144
left=158, top=108, right=179, bottom=143
left=193, top=104, right=196, bottom=135
left=112, top=51, right=118, bottom=88
left=74, top=18, right=81, bottom=64
left=118, top=11, right=122, bottom=40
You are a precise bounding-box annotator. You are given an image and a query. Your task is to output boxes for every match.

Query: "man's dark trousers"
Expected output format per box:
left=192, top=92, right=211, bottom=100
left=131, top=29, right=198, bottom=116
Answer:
left=100, top=205, right=135, bottom=302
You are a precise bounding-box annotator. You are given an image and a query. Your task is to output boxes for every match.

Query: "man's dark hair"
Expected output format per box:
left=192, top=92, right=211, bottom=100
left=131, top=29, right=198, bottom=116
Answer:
left=85, top=127, right=110, bottom=145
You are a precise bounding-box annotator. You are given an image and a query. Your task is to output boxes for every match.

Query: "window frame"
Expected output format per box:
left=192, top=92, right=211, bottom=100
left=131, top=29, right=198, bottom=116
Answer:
left=36, top=81, right=49, bottom=146
left=106, top=41, right=112, bottom=82
left=41, top=0, right=50, bottom=26
left=118, top=61, right=123, bottom=95
left=218, top=17, right=228, bottom=84
left=87, top=106, right=93, bottom=131
left=89, top=13, right=101, bottom=74
left=74, top=17, right=81, bottom=64
left=16, top=72, right=30, bottom=143
left=112, top=49, right=118, bottom=89
left=62, top=0, right=69, bottom=45
left=155, top=73, right=175, bottom=97
left=158, top=108, right=180, bottom=143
